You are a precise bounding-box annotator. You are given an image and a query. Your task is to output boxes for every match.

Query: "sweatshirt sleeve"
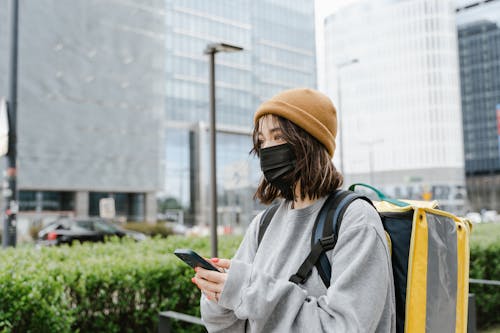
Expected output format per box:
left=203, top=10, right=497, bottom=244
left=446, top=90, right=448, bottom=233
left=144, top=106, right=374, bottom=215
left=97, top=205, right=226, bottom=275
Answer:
left=217, top=201, right=393, bottom=332
left=200, top=213, right=262, bottom=332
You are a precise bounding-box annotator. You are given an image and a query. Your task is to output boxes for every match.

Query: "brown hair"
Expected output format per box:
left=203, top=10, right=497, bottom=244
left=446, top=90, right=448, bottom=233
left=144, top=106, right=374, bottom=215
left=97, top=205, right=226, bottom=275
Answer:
left=251, top=115, right=343, bottom=204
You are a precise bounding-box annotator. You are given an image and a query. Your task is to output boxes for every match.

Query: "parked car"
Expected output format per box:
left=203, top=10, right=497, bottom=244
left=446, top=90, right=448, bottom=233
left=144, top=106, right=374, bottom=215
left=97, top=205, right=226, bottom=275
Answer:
left=165, top=221, right=188, bottom=235
left=481, top=210, right=499, bottom=223
left=465, top=212, right=482, bottom=224
left=37, top=218, right=147, bottom=246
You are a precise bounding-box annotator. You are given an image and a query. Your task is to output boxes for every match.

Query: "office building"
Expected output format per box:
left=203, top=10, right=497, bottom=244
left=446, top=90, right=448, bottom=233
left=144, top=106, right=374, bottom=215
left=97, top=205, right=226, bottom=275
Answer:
left=457, top=0, right=500, bottom=211
left=162, top=0, right=316, bottom=228
left=0, top=0, right=166, bottom=228
left=324, top=0, right=466, bottom=213
left=0, top=0, right=317, bottom=234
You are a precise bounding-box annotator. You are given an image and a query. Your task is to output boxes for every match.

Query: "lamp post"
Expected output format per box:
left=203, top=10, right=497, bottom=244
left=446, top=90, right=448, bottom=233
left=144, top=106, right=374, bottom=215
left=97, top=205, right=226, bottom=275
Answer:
left=2, top=0, right=19, bottom=248
left=204, top=43, right=243, bottom=258
left=336, top=58, right=358, bottom=177
left=358, top=138, right=384, bottom=185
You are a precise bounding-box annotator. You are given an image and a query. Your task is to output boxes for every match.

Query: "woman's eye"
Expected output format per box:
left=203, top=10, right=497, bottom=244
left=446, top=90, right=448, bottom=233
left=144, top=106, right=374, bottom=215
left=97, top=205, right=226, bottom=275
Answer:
left=274, top=135, right=285, bottom=141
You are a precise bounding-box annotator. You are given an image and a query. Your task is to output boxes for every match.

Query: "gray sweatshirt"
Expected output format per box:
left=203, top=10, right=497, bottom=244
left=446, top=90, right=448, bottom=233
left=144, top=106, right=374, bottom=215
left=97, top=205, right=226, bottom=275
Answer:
left=200, top=197, right=396, bottom=332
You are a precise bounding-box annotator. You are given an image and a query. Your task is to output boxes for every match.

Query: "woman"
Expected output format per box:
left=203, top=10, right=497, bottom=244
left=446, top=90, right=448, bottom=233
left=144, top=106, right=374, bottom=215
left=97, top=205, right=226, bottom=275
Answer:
left=192, top=88, right=396, bottom=332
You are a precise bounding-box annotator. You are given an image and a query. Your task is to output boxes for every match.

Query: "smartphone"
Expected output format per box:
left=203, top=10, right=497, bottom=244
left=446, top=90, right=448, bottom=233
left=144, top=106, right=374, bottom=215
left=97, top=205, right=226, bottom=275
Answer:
left=174, top=248, right=220, bottom=272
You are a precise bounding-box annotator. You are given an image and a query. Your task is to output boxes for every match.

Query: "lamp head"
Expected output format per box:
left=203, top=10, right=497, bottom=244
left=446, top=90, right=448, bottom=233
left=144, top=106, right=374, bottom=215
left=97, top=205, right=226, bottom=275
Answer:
left=204, top=42, right=244, bottom=54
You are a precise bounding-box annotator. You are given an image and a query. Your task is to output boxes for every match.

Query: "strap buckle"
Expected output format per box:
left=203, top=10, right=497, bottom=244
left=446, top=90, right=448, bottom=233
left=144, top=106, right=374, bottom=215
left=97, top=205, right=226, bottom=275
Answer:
left=289, top=271, right=311, bottom=285
left=318, top=235, right=336, bottom=251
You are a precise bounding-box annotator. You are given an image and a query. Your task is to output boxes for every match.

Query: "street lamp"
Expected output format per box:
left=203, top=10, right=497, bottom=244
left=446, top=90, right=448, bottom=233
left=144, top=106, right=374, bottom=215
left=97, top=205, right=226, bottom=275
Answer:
left=336, top=58, right=358, bottom=177
left=358, top=138, right=384, bottom=185
left=2, top=0, right=19, bottom=248
left=204, top=42, right=243, bottom=258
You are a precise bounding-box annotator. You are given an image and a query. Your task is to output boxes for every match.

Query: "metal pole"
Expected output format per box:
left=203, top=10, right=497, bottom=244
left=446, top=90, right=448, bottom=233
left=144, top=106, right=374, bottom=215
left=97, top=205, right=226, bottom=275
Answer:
left=208, top=51, right=218, bottom=258
left=3, top=0, right=19, bottom=248
left=337, top=74, right=344, bottom=176
left=336, top=59, right=358, bottom=178
left=369, top=146, right=374, bottom=185
left=358, top=138, right=382, bottom=186
left=204, top=43, right=242, bottom=258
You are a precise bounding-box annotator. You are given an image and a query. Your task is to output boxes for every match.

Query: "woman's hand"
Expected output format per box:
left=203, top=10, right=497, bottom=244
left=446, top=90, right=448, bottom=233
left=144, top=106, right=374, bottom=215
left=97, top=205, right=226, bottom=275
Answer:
left=192, top=258, right=231, bottom=303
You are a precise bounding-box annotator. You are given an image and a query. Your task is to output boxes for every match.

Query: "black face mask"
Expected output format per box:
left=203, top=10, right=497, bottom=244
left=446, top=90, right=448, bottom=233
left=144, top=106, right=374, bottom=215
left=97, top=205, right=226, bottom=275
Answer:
left=259, top=143, right=296, bottom=200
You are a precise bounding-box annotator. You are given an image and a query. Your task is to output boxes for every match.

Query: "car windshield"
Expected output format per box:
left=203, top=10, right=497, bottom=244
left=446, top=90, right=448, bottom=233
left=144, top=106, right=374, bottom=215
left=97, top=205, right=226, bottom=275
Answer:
left=75, top=220, right=94, bottom=231
left=93, top=220, right=120, bottom=233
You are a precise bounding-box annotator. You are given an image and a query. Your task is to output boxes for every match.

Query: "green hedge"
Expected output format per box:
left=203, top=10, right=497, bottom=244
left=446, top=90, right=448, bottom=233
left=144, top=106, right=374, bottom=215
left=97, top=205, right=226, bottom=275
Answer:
left=0, top=236, right=241, bottom=333
left=470, top=242, right=500, bottom=329
left=0, top=226, right=499, bottom=331
left=469, top=223, right=500, bottom=330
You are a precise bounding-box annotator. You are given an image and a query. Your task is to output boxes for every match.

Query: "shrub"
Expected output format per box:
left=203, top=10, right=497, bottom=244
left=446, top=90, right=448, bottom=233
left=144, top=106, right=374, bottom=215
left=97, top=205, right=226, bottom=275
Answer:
left=0, top=236, right=242, bottom=333
left=1, top=225, right=498, bottom=332
left=469, top=242, right=500, bottom=329
left=469, top=223, right=500, bottom=330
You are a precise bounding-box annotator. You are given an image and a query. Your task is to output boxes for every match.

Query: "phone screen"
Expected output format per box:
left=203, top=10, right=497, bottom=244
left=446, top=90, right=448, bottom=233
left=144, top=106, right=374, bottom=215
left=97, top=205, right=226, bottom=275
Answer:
left=174, top=249, right=220, bottom=271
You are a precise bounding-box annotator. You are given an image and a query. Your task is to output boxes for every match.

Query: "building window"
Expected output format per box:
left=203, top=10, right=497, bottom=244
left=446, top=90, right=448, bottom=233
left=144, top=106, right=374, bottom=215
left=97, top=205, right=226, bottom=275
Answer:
left=89, top=192, right=144, bottom=221
left=19, top=191, right=74, bottom=212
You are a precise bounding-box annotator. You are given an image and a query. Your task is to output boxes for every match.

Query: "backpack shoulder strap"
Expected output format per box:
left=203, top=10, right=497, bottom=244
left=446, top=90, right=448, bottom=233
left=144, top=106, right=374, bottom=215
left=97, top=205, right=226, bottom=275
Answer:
left=289, top=190, right=374, bottom=287
left=315, top=192, right=374, bottom=287
left=257, top=204, right=279, bottom=246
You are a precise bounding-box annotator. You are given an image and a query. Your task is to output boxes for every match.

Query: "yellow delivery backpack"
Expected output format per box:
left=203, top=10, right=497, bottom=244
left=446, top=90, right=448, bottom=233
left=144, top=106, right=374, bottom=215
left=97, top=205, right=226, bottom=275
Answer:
left=257, top=183, right=472, bottom=332
left=352, top=183, right=472, bottom=333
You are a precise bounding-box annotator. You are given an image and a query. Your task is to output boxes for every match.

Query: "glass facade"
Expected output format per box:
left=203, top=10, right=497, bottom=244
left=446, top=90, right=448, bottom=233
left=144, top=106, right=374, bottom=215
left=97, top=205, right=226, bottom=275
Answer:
left=458, top=21, right=500, bottom=174
left=457, top=0, right=500, bottom=211
left=161, top=0, right=316, bottom=227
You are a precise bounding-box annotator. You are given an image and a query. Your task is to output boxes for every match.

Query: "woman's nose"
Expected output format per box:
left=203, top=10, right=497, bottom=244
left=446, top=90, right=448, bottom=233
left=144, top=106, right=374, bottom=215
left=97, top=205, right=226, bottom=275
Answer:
left=261, top=141, right=279, bottom=149
left=261, top=141, right=271, bottom=149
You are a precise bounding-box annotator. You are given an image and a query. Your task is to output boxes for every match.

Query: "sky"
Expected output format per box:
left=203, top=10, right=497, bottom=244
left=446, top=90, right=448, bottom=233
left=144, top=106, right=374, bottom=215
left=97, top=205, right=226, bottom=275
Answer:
left=315, top=0, right=361, bottom=91
left=456, top=0, right=500, bottom=26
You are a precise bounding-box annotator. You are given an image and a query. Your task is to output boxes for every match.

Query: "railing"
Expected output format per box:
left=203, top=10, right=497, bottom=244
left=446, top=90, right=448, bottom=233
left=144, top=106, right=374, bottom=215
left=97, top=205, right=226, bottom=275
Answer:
left=470, top=278, right=500, bottom=286
left=468, top=279, right=500, bottom=333
left=158, top=311, right=205, bottom=333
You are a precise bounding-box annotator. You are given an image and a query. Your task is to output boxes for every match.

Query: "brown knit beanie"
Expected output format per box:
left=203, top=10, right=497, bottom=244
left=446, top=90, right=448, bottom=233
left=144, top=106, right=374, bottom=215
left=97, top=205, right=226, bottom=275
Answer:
left=254, top=88, right=337, bottom=157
